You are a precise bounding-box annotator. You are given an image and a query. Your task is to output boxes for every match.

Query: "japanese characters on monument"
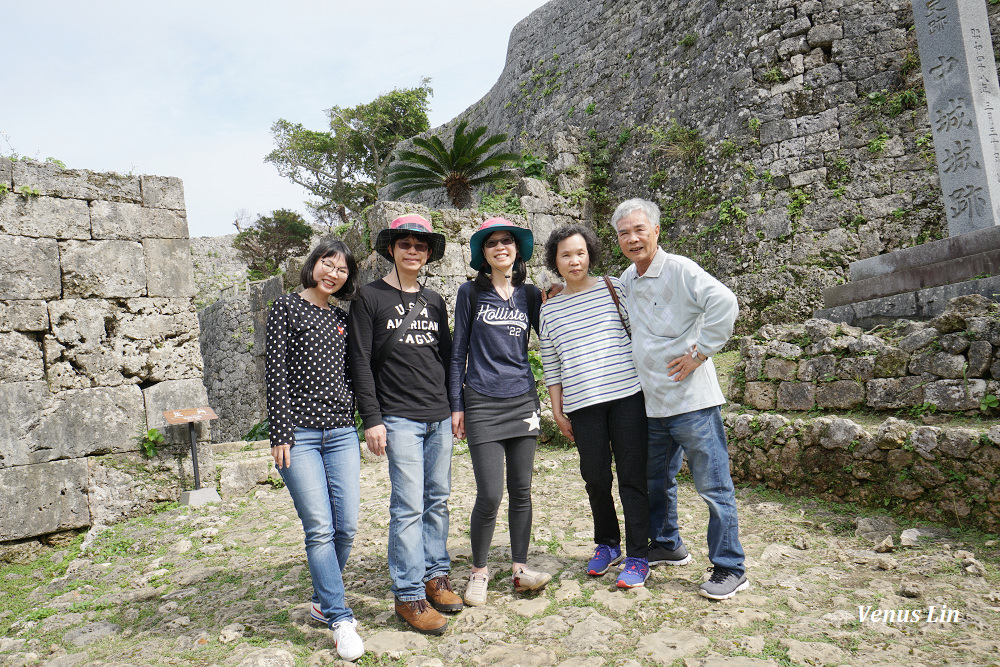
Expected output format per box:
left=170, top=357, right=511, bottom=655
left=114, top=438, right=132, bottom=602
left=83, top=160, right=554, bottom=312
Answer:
left=914, top=0, right=1000, bottom=235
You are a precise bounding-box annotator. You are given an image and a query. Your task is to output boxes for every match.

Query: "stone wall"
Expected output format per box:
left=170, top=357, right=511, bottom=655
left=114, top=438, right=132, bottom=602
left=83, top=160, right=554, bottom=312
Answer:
left=726, top=412, right=1000, bottom=534
left=190, top=233, right=248, bottom=310
left=396, top=0, right=1000, bottom=335
left=728, top=295, right=1000, bottom=413
left=198, top=276, right=283, bottom=443
left=0, top=159, right=213, bottom=546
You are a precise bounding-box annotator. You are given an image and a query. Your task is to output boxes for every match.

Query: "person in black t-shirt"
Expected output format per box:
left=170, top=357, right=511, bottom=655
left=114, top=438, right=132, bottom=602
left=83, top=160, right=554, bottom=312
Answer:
left=265, top=239, right=365, bottom=661
left=347, top=214, right=459, bottom=635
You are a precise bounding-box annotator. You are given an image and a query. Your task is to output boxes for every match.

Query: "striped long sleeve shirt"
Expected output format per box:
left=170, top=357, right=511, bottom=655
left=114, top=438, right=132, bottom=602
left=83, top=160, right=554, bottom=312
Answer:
left=539, top=277, right=642, bottom=413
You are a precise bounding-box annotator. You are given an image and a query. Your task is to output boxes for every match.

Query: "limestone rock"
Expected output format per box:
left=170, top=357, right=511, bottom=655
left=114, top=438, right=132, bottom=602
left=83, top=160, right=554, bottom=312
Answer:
left=236, top=648, right=295, bottom=667
left=899, top=328, right=939, bottom=352
left=797, top=354, right=835, bottom=381
left=0, top=234, right=61, bottom=299
left=60, top=240, right=146, bottom=298
left=855, top=516, right=899, bottom=542
left=140, top=175, right=186, bottom=210
left=924, top=380, right=985, bottom=412
left=777, top=381, right=815, bottom=410
left=0, top=196, right=90, bottom=239
left=815, top=380, right=865, bottom=410
left=63, top=621, right=121, bottom=647
left=637, top=627, right=711, bottom=664
left=744, top=382, right=776, bottom=409
left=0, top=299, right=49, bottom=332
left=0, top=331, right=43, bottom=382
left=0, top=382, right=145, bottom=468
left=91, top=200, right=188, bottom=240
left=866, top=377, right=924, bottom=409
left=872, top=347, right=908, bottom=377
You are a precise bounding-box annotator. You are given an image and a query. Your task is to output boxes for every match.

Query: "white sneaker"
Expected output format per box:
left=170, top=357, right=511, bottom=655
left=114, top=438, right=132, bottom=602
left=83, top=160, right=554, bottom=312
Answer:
left=463, top=572, right=489, bottom=606
left=512, top=566, right=552, bottom=592
left=331, top=618, right=364, bottom=661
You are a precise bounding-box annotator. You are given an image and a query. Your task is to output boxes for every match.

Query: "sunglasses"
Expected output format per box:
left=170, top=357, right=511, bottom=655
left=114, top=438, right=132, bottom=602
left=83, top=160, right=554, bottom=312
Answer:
left=484, top=237, right=516, bottom=249
left=396, top=240, right=429, bottom=253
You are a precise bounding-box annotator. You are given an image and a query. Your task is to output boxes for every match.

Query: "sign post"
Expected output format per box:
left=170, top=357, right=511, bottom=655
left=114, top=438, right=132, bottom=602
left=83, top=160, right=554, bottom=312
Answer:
left=163, top=407, right=221, bottom=506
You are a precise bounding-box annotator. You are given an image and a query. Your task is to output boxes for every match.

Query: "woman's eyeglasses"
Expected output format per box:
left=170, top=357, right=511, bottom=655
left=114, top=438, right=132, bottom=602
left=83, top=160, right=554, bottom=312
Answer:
left=396, top=240, right=429, bottom=252
left=484, top=237, right=516, bottom=248
left=318, top=260, right=349, bottom=276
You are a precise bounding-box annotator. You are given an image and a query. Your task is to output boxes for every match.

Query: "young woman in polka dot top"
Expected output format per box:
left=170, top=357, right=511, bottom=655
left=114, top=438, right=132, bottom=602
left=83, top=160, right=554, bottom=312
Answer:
left=264, top=239, right=365, bottom=661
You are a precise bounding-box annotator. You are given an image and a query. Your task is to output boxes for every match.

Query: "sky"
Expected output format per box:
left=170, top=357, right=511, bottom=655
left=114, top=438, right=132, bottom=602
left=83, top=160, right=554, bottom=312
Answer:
left=1, top=1, right=551, bottom=237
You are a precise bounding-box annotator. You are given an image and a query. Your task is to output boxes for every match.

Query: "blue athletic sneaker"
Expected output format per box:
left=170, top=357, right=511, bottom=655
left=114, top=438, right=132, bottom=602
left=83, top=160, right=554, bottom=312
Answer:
left=587, top=544, right=623, bottom=576
left=616, top=557, right=650, bottom=588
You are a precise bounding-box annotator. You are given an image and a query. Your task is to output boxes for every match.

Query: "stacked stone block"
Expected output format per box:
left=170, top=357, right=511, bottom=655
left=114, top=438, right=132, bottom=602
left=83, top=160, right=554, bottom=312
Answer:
left=0, top=159, right=211, bottom=545
left=726, top=413, right=1000, bottom=534
left=730, top=296, right=1000, bottom=413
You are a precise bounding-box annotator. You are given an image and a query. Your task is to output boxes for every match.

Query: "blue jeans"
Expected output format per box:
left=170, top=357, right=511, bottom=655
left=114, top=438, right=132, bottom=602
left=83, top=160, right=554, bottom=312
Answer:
left=277, top=426, right=360, bottom=624
left=647, top=406, right=744, bottom=576
left=384, top=415, right=453, bottom=601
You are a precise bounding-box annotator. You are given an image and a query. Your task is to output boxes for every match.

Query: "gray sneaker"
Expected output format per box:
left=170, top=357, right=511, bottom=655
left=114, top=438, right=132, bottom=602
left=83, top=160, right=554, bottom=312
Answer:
left=699, top=567, right=749, bottom=600
left=648, top=543, right=692, bottom=567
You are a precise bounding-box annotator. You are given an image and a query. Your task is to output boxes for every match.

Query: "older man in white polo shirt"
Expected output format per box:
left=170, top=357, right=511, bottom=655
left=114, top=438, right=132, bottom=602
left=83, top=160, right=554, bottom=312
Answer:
left=611, top=197, right=747, bottom=600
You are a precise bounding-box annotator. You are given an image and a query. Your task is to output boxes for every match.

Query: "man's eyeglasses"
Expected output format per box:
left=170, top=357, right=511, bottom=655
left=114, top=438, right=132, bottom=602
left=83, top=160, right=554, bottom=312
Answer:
left=484, top=237, right=516, bottom=248
left=396, top=240, right=429, bottom=253
left=318, top=260, right=349, bottom=277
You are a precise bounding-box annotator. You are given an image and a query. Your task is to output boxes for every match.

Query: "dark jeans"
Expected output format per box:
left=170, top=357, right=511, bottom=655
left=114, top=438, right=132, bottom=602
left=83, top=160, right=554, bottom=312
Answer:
left=567, top=391, right=648, bottom=558
left=468, top=436, right=537, bottom=567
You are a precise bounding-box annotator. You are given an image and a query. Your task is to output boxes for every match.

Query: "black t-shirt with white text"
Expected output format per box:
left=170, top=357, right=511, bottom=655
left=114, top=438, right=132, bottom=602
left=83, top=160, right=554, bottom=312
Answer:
left=347, top=280, right=452, bottom=428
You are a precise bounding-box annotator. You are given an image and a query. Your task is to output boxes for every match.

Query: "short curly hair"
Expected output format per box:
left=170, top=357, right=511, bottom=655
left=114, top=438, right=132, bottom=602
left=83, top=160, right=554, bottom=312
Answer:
left=544, top=224, right=600, bottom=275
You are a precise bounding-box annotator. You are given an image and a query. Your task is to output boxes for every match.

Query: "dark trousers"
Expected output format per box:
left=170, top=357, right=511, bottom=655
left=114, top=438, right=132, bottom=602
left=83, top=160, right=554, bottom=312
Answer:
left=567, top=391, right=649, bottom=558
left=468, top=436, right=537, bottom=567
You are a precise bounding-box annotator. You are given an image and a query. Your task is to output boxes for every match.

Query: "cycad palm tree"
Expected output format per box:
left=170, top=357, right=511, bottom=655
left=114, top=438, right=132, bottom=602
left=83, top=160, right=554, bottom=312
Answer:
left=387, top=120, right=521, bottom=208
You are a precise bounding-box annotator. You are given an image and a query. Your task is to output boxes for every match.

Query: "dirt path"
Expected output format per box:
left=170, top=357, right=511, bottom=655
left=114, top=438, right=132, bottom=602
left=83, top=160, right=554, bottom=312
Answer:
left=1, top=442, right=998, bottom=666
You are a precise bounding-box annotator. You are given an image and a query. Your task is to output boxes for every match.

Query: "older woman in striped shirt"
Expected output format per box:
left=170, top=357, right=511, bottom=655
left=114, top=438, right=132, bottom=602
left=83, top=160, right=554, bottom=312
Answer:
left=539, top=224, right=650, bottom=589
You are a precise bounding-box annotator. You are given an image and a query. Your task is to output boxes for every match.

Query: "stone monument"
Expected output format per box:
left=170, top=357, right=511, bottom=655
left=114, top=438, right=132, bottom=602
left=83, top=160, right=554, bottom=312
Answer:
left=817, top=0, right=1000, bottom=326
left=915, top=0, right=1000, bottom=236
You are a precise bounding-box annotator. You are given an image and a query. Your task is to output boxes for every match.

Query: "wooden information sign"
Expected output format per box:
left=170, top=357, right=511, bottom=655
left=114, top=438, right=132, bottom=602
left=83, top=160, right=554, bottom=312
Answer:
left=162, top=407, right=218, bottom=425
left=162, top=406, right=218, bottom=491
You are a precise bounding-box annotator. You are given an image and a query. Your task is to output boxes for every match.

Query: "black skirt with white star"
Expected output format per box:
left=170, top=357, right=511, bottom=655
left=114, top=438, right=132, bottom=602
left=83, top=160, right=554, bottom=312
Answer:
left=463, top=386, right=541, bottom=445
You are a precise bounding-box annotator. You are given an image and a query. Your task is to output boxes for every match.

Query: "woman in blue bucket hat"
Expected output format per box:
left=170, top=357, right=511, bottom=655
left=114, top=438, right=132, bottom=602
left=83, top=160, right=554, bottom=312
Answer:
left=450, top=217, right=552, bottom=606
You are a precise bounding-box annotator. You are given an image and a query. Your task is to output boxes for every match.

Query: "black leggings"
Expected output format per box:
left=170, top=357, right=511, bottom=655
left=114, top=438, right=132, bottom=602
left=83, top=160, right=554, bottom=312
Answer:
left=567, top=391, right=649, bottom=558
left=468, top=436, right=537, bottom=568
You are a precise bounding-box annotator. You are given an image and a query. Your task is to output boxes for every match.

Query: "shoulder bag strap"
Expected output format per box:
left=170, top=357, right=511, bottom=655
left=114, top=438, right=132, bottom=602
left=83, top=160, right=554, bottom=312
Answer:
left=603, top=275, right=631, bottom=339
left=372, top=291, right=428, bottom=376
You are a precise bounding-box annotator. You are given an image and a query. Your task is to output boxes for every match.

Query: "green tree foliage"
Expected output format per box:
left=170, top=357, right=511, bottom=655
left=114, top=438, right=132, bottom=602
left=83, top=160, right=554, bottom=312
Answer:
left=386, top=120, right=521, bottom=208
left=265, top=79, right=433, bottom=224
left=233, top=209, right=315, bottom=280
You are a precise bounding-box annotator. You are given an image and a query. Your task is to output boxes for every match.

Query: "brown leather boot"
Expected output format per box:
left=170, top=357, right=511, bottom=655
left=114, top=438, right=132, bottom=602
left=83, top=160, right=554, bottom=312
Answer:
left=425, top=574, right=464, bottom=613
left=394, top=597, right=447, bottom=635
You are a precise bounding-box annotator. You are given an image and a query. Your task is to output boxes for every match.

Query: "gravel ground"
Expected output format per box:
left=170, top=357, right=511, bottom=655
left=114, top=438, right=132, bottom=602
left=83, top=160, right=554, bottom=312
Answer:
left=1, top=441, right=998, bottom=667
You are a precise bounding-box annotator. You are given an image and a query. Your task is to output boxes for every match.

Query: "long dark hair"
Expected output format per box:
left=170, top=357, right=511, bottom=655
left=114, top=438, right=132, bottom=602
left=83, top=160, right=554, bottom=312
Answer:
left=300, top=239, right=359, bottom=301
left=474, top=255, right=527, bottom=290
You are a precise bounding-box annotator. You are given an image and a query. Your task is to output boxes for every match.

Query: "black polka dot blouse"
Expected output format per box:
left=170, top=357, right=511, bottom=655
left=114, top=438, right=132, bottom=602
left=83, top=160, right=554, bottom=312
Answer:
left=265, top=293, right=355, bottom=447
